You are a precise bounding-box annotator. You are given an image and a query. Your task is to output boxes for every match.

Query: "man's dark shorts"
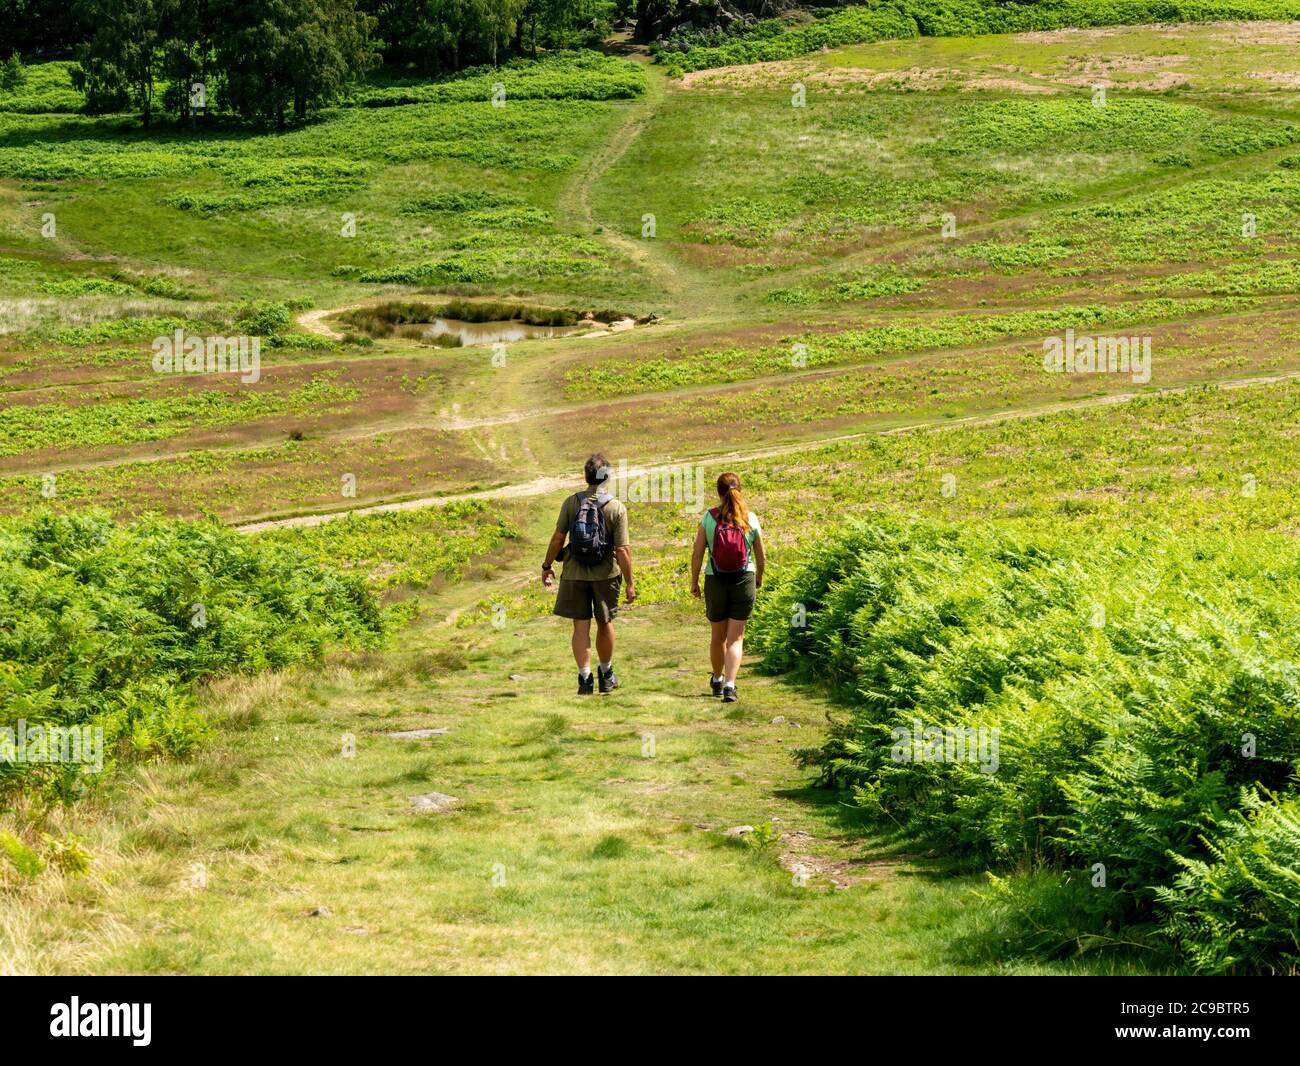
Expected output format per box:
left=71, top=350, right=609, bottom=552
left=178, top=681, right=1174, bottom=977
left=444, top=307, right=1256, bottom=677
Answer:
left=704, top=572, right=756, bottom=623
left=554, top=576, right=622, bottom=623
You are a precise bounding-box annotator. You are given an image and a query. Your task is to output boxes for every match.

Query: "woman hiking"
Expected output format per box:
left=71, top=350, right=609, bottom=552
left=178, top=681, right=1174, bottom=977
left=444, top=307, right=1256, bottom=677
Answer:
left=690, top=472, right=765, bottom=703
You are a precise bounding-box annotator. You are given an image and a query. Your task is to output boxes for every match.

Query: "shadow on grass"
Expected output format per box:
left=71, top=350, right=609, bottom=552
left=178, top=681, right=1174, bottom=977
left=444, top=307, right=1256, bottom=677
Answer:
left=942, top=868, right=1181, bottom=975
left=771, top=782, right=969, bottom=881
left=764, top=673, right=1179, bottom=974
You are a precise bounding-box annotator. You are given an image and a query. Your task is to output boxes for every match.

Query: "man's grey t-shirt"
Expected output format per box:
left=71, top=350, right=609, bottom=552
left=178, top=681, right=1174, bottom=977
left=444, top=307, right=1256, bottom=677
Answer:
left=555, top=487, right=629, bottom=581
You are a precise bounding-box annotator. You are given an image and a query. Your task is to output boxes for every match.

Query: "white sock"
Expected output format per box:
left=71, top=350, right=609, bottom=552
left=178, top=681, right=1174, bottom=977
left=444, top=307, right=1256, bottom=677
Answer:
left=599, top=660, right=612, bottom=671
left=723, top=681, right=736, bottom=689
left=580, top=668, right=592, bottom=680
left=712, top=674, right=723, bottom=683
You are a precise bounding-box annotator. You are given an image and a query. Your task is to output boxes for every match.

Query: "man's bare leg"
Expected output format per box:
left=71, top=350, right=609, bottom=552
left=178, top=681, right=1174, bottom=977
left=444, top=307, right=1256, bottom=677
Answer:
left=572, top=619, right=592, bottom=674
left=595, top=620, right=615, bottom=667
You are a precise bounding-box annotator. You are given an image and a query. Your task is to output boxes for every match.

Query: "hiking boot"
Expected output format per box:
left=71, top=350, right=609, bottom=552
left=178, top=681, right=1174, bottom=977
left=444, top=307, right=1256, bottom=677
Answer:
left=722, top=683, right=738, bottom=703
left=710, top=675, right=724, bottom=697
left=598, top=664, right=619, bottom=694
left=577, top=672, right=595, bottom=696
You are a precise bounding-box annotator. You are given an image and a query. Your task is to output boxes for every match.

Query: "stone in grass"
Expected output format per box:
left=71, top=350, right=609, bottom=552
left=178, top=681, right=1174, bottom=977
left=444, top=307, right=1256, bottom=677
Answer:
left=307, top=906, right=332, bottom=918
left=410, top=792, right=459, bottom=813
left=771, top=716, right=786, bottom=725
left=385, top=727, right=450, bottom=739
left=509, top=674, right=525, bottom=681
left=722, top=825, right=755, bottom=838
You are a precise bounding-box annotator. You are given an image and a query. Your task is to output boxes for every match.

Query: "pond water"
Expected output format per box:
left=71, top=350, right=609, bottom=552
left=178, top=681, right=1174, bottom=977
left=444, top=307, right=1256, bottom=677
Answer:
left=393, top=318, right=582, bottom=347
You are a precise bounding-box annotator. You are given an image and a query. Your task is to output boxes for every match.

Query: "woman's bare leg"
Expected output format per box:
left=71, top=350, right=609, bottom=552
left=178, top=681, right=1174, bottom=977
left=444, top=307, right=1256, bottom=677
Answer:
left=723, top=619, right=746, bottom=684
left=710, top=619, right=727, bottom=677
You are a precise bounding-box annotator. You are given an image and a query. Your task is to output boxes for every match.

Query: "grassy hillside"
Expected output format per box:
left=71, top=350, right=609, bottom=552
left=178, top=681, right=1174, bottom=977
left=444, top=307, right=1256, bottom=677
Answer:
left=4, top=18, right=1300, bottom=974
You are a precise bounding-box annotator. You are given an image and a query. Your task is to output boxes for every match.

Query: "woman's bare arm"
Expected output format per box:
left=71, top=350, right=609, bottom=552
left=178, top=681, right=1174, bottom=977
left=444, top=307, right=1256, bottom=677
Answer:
left=690, top=525, right=707, bottom=596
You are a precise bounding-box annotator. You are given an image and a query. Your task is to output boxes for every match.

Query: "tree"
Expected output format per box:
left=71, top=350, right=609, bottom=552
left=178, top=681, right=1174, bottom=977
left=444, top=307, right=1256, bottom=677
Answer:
left=362, top=0, right=592, bottom=74
left=216, top=0, right=377, bottom=127
left=402, top=0, right=523, bottom=73
left=518, top=0, right=597, bottom=58
left=160, top=0, right=219, bottom=122
left=0, top=0, right=90, bottom=58
left=71, top=0, right=165, bottom=125
left=0, top=54, right=27, bottom=90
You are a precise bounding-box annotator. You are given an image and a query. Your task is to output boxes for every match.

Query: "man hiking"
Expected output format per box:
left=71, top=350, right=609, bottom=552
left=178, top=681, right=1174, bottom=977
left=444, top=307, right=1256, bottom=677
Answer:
left=542, top=454, right=635, bottom=694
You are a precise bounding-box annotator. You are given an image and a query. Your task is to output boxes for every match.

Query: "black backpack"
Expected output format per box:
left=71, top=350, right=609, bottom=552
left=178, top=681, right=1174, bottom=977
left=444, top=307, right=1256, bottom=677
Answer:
left=568, top=491, right=613, bottom=566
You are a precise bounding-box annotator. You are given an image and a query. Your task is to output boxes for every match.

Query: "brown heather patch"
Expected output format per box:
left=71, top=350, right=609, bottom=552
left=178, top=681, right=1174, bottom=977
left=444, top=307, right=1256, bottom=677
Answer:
left=1245, top=71, right=1300, bottom=89
left=682, top=59, right=1058, bottom=95
left=0, top=356, right=443, bottom=473
left=1014, top=25, right=1152, bottom=45
left=1217, top=19, right=1300, bottom=47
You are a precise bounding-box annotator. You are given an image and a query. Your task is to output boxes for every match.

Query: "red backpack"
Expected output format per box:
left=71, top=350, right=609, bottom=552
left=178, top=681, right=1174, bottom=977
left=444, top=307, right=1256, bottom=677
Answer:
left=709, top=508, right=749, bottom=574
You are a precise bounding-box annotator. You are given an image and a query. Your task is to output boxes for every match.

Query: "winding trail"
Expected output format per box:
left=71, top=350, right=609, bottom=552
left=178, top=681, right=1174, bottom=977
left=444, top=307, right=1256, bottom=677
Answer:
left=234, top=364, right=1300, bottom=532
left=296, top=301, right=372, bottom=340
left=555, top=59, right=693, bottom=300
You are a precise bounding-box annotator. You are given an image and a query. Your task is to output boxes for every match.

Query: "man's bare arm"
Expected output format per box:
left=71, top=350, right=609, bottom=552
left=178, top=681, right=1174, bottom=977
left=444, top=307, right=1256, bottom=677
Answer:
left=615, top=545, right=635, bottom=602
left=542, top=530, right=565, bottom=586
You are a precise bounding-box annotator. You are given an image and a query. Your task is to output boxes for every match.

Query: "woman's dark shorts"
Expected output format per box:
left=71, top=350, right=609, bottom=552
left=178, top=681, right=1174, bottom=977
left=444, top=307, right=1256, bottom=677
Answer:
left=704, top=572, right=756, bottom=623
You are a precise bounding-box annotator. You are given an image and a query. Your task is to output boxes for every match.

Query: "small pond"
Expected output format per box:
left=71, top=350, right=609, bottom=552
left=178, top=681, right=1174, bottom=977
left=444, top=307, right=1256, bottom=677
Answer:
left=393, top=318, right=583, bottom=347
left=338, top=299, right=641, bottom=346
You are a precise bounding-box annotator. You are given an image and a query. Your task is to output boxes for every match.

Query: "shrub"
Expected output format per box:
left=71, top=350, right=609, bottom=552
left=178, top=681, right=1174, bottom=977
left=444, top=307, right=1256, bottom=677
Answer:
left=751, top=516, right=1300, bottom=970
left=1157, top=790, right=1300, bottom=974
left=259, top=500, right=521, bottom=591
left=0, top=511, right=387, bottom=803
left=658, top=6, right=919, bottom=74
left=353, top=51, right=645, bottom=105
left=0, top=829, right=43, bottom=878
left=0, top=54, right=26, bottom=91
left=235, top=300, right=292, bottom=335
left=0, top=59, right=82, bottom=113
left=400, top=190, right=523, bottom=215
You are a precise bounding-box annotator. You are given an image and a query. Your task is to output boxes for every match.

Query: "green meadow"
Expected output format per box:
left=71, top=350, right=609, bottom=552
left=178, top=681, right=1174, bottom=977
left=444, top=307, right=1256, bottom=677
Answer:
left=3, top=10, right=1300, bottom=975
